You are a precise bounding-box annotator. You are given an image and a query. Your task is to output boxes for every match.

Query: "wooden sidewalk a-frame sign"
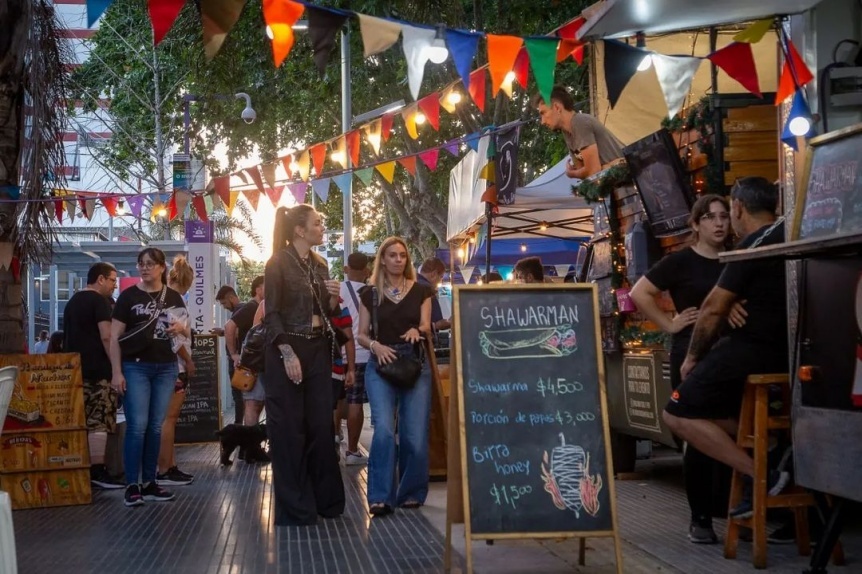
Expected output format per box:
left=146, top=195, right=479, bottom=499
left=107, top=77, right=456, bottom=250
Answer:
left=444, top=284, right=623, bottom=574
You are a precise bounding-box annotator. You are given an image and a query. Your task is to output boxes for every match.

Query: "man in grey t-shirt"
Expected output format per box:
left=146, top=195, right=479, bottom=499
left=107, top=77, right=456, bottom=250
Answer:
left=532, top=85, right=624, bottom=179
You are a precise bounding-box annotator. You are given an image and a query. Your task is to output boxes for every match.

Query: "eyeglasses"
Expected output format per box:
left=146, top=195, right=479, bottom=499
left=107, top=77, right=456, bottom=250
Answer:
left=137, top=262, right=159, bottom=269
left=699, top=212, right=730, bottom=222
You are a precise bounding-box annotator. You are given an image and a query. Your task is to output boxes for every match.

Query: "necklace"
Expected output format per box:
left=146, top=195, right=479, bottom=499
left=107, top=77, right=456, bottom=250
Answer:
left=385, top=276, right=408, bottom=301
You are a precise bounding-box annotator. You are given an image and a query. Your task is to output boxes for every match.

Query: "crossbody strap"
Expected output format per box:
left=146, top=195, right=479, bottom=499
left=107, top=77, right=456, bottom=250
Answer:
left=371, top=286, right=379, bottom=342
left=119, top=286, right=167, bottom=341
left=345, top=281, right=361, bottom=312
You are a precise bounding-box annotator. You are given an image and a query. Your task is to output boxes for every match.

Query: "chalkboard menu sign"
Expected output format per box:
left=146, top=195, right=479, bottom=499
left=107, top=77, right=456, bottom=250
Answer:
left=453, top=284, right=620, bottom=543
left=176, top=335, right=221, bottom=444
left=793, top=123, right=862, bottom=240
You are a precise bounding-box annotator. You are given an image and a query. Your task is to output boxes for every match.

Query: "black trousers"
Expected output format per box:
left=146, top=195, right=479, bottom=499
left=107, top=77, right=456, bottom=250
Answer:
left=264, top=335, right=345, bottom=526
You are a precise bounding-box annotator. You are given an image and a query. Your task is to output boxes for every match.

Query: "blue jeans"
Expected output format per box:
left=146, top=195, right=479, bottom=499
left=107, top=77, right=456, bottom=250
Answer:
left=122, top=361, right=178, bottom=485
left=365, top=356, right=432, bottom=507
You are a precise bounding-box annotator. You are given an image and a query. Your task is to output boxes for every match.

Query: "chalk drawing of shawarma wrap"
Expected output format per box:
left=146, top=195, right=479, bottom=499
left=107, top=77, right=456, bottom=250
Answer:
left=541, top=433, right=603, bottom=518
left=479, top=325, right=577, bottom=359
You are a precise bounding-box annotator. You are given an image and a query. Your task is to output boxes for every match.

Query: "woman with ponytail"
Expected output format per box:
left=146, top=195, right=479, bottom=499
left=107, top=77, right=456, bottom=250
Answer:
left=263, top=205, right=345, bottom=526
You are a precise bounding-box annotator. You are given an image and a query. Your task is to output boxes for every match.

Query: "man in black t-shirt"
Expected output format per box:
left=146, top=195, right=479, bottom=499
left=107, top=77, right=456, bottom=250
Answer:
left=663, top=177, right=789, bottom=519
left=64, top=262, right=123, bottom=489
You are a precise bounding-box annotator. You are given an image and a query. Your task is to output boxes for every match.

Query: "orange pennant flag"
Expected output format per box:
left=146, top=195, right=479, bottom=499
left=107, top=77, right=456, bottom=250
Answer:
left=214, top=176, right=230, bottom=205
left=309, top=143, right=327, bottom=175
left=281, top=154, right=294, bottom=178
left=263, top=0, right=305, bottom=67
left=468, top=68, right=487, bottom=112
left=226, top=191, right=239, bottom=217
left=398, top=156, right=417, bottom=177
left=101, top=196, right=118, bottom=217
left=376, top=161, right=396, bottom=184
left=381, top=113, right=394, bottom=142
left=297, top=149, right=310, bottom=181
left=402, top=105, right=420, bottom=140
left=192, top=195, right=209, bottom=222
left=246, top=166, right=266, bottom=193
left=418, top=93, right=440, bottom=131
left=486, top=35, right=523, bottom=96
left=557, top=39, right=579, bottom=62
left=346, top=130, right=361, bottom=167
left=775, top=39, right=814, bottom=104
left=242, top=188, right=261, bottom=211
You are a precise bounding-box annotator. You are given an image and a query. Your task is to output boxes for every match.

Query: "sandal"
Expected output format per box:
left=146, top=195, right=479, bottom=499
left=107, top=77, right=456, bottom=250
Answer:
left=400, top=500, right=422, bottom=509
left=369, top=503, right=392, bottom=516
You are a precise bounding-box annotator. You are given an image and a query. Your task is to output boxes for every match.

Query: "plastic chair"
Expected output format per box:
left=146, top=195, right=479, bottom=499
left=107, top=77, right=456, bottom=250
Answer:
left=0, top=365, right=17, bottom=435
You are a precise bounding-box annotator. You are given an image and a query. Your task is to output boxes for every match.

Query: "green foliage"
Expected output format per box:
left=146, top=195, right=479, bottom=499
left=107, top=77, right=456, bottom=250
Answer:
left=232, top=260, right=265, bottom=301
left=571, top=163, right=631, bottom=204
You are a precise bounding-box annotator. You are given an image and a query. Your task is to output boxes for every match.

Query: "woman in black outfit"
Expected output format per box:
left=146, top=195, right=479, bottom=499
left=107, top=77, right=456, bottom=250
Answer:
left=263, top=205, right=345, bottom=526
left=630, top=194, right=731, bottom=544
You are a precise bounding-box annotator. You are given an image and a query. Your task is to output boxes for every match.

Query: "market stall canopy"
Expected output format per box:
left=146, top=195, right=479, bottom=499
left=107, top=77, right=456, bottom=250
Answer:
left=576, top=0, right=826, bottom=40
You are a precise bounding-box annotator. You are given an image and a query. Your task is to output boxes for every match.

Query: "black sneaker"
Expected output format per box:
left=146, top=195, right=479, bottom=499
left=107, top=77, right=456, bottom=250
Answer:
left=729, top=470, right=790, bottom=519
left=124, top=484, right=144, bottom=507
left=91, top=465, right=125, bottom=490
left=156, top=466, right=194, bottom=486
left=141, top=481, right=175, bottom=502
left=768, top=521, right=796, bottom=544
left=688, top=520, right=718, bottom=544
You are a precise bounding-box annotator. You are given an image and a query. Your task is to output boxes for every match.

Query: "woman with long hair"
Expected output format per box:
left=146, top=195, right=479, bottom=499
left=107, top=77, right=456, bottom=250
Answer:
left=355, top=237, right=434, bottom=516
left=156, top=255, right=196, bottom=486
left=109, top=247, right=188, bottom=507
left=263, top=205, right=344, bottom=526
left=630, top=194, right=731, bottom=544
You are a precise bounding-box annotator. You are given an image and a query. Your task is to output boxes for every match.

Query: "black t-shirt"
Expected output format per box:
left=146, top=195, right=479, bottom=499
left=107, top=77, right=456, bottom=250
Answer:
left=231, top=300, right=259, bottom=349
left=645, top=247, right=724, bottom=349
left=360, top=283, right=435, bottom=345
left=63, top=290, right=113, bottom=380
left=112, top=285, right=188, bottom=363
left=717, top=221, right=787, bottom=349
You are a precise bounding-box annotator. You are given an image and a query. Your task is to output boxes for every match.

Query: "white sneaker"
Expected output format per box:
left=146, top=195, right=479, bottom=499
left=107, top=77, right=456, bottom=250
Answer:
left=335, top=433, right=344, bottom=444
left=344, top=451, right=368, bottom=466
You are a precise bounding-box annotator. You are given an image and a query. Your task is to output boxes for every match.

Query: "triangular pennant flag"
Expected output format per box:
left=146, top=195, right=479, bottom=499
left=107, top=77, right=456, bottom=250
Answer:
left=479, top=161, right=495, bottom=183
left=87, top=0, right=114, bottom=27
left=148, top=0, right=185, bottom=45
left=167, top=193, right=178, bottom=221
left=468, top=68, right=487, bottom=112
left=226, top=191, right=239, bottom=217
left=331, top=136, right=348, bottom=169
left=357, top=14, right=402, bottom=58
left=398, top=156, right=417, bottom=177
left=213, top=175, right=231, bottom=205
left=652, top=54, right=702, bottom=118
left=85, top=198, right=97, bottom=221
left=775, top=39, right=814, bottom=104
left=309, top=144, right=326, bottom=176
left=556, top=16, right=586, bottom=40
left=332, top=173, right=351, bottom=195
left=603, top=39, right=647, bottom=108
left=707, top=42, right=762, bottom=97
left=376, top=161, right=396, bottom=184
left=245, top=166, right=266, bottom=193
left=401, top=24, right=437, bottom=100
left=486, top=34, right=523, bottom=96
left=733, top=18, right=773, bottom=43
left=306, top=5, right=349, bottom=75
left=242, top=188, right=261, bottom=211
left=418, top=93, right=440, bottom=131
left=262, top=0, right=304, bottom=67
left=555, top=264, right=572, bottom=278
left=297, top=149, right=311, bottom=181
left=402, top=105, right=420, bottom=140
left=525, top=37, right=559, bottom=106
left=127, top=195, right=145, bottom=218
left=266, top=185, right=284, bottom=206
left=208, top=193, right=220, bottom=211
left=311, top=178, right=331, bottom=202
left=101, top=196, right=118, bottom=217
left=200, top=0, right=247, bottom=60
left=281, top=154, right=294, bottom=178
left=346, top=130, right=361, bottom=166
left=380, top=113, right=394, bottom=141
left=439, top=87, right=459, bottom=114
left=355, top=167, right=375, bottom=186
left=175, top=191, right=192, bottom=219
left=235, top=170, right=248, bottom=184
left=459, top=265, right=475, bottom=283
left=54, top=200, right=63, bottom=224
left=556, top=39, right=579, bottom=62
left=0, top=244, right=13, bottom=272
left=465, top=132, right=482, bottom=153
left=287, top=181, right=308, bottom=204
left=572, top=45, right=585, bottom=65
left=443, top=140, right=460, bottom=157
left=513, top=48, right=529, bottom=89
left=65, top=198, right=77, bottom=221
left=781, top=88, right=815, bottom=151
left=192, top=195, right=209, bottom=222
left=363, top=119, right=382, bottom=155
left=261, top=162, right=278, bottom=190
left=446, top=28, right=481, bottom=90
left=418, top=149, right=439, bottom=171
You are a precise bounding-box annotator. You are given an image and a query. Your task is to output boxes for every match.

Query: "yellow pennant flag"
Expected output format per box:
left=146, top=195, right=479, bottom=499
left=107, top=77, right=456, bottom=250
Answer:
left=226, top=190, right=240, bottom=217
left=363, top=119, right=382, bottom=155
left=297, top=149, right=310, bottom=182
left=375, top=161, right=396, bottom=184
left=401, top=105, right=420, bottom=140
left=733, top=19, right=773, bottom=43
left=479, top=161, right=495, bottom=183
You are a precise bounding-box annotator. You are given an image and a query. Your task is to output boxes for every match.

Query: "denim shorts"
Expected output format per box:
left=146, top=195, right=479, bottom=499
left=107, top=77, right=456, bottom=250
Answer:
left=242, top=374, right=266, bottom=402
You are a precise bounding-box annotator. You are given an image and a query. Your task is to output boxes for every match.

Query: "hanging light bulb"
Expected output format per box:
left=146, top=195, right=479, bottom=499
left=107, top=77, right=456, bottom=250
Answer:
left=504, top=71, right=517, bottom=85
left=446, top=90, right=462, bottom=106
left=289, top=159, right=300, bottom=173
left=155, top=205, right=167, bottom=218
left=635, top=32, right=652, bottom=72
left=415, top=111, right=427, bottom=125
left=426, top=25, right=449, bottom=64
left=457, top=247, right=466, bottom=259
left=520, top=243, right=527, bottom=252
left=539, top=221, right=548, bottom=231
left=116, top=199, right=126, bottom=215
left=330, top=150, right=346, bottom=165
left=782, top=88, right=815, bottom=148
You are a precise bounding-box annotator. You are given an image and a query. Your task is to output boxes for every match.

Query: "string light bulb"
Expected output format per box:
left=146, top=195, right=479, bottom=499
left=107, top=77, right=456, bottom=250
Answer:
left=116, top=199, right=126, bottom=215
left=539, top=221, right=548, bottom=231
left=155, top=206, right=167, bottom=217
left=457, top=247, right=466, bottom=259
left=330, top=150, right=346, bottom=164
left=415, top=111, right=427, bottom=125
left=446, top=90, right=462, bottom=106
left=504, top=71, right=517, bottom=85
left=520, top=243, right=527, bottom=252
left=426, top=25, right=449, bottom=64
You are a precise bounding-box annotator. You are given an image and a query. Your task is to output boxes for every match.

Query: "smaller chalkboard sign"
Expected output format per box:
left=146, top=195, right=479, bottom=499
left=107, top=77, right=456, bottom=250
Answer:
left=175, top=335, right=221, bottom=444
left=793, top=123, right=862, bottom=241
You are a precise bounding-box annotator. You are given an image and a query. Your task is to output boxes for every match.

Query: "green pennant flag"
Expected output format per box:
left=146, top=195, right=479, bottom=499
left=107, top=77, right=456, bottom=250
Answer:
left=355, top=167, right=375, bottom=186
left=525, top=37, right=559, bottom=107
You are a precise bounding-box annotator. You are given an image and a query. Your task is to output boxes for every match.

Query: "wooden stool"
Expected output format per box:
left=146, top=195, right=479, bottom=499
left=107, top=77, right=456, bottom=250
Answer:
left=724, top=374, right=842, bottom=569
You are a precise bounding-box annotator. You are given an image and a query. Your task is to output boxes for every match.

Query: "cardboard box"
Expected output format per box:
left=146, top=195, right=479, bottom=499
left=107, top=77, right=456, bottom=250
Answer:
left=0, top=353, right=85, bottom=433
left=0, top=430, right=90, bottom=473
left=0, top=468, right=91, bottom=510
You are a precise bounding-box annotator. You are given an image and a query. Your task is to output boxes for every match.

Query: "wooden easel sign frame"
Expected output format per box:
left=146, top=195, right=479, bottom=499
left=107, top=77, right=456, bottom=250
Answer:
left=446, top=283, right=622, bottom=574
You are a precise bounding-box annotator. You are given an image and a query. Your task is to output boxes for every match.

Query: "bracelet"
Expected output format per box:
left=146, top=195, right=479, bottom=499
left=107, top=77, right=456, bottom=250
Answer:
left=369, top=341, right=377, bottom=354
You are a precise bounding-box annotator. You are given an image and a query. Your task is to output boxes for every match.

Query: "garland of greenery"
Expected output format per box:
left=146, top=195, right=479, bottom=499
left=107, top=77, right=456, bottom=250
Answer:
left=571, top=163, right=632, bottom=204
left=619, top=325, right=669, bottom=348
left=661, top=95, right=724, bottom=195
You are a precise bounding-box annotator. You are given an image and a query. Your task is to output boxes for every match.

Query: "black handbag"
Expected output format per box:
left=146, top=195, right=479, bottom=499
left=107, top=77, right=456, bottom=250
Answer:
left=371, top=287, right=423, bottom=389
left=239, top=323, right=266, bottom=373
left=118, top=286, right=167, bottom=357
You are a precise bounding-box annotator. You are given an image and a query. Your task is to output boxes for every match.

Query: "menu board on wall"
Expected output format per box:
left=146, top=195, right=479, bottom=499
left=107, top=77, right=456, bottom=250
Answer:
left=175, top=335, right=221, bottom=444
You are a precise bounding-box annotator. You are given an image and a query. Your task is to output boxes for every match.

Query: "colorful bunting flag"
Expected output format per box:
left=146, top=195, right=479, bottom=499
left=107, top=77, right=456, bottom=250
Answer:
left=167, top=193, right=178, bottom=221
left=332, top=173, right=351, bottom=195
left=418, top=93, right=440, bottom=131
left=465, top=132, right=482, bottom=153
left=401, top=24, right=437, bottom=100
left=226, top=191, right=239, bottom=216
left=603, top=39, right=647, bottom=108
left=525, top=37, right=559, bottom=107
left=101, top=196, right=118, bottom=216
left=380, top=113, right=394, bottom=141
left=707, top=42, right=762, bottom=97
left=65, top=199, right=77, bottom=222
left=309, top=143, right=326, bottom=175
left=398, top=156, right=417, bottom=177
left=311, top=178, right=331, bottom=202
left=0, top=186, right=20, bottom=200
left=478, top=162, right=495, bottom=182
left=263, top=0, right=304, bottom=66
left=242, top=188, right=261, bottom=211
left=513, top=49, right=529, bottom=90
left=376, top=161, right=396, bottom=184
left=245, top=166, right=266, bottom=194
left=363, top=120, right=382, bottom=155
left=402, top=105, right=420, bottom=140
left=288, top=181, right=308, bottom=204
left=556, top=17, right=586, bottom=40
left=331, top=136, right=348, bottom=169
left=306, top=5, right=349, bottom=75
left=652, top=54, right=702, bottom=118
left=214, top=176, right=231, bottom=205
left=87, top=0, right=113, bottom=27
left=266, top=185, right=284, bottom=206
left=443, top=140, right=460, bottom=157
left=297, top=149, right=311, bottom=181
left=486, top=35, right=523, bottom=96
left=128, top=195, right=145, bottom=218
left=357, top=14, right=402, bottom=58
left=418, top=149, right=439, bottom=171
left=355, top=167, right=375, bottom=186
left=346, top=130, right=361, bottom=166
left=733, top=19, right=773, bottom=44
left=54, top=200, right=63, bottom=224
left=775, top=39, right=814, bottom=104
left=192, top=195, right=209, bottom=222
left=176, top=191, right=192, bottom=219
left=446, top=29, right=481, bottom=90
left=261, top=162, right=278, bottom=189
left=200, top=0, right=248, bottom=60
left=148, top=0, right=185, bottom=45
left=468, top=68, right=487, bottom=113
left=281, top=154, right=294, bottom=178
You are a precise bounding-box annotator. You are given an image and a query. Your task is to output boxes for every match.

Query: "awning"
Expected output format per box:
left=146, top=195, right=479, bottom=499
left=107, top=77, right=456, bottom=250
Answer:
left=577, top=0, right=825, bottom=40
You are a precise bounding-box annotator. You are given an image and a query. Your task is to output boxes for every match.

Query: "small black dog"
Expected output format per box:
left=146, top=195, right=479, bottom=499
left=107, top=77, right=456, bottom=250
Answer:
left=215, top=423, right=270, bottom=465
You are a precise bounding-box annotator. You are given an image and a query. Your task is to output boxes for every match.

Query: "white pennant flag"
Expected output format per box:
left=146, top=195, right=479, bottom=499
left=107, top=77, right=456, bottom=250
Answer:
left=401, top=24, right=436, bottom=100
left=652, top=54, right=702, bottom=119
left=459, top=265, right=475, bottom=284
left=555, top=264, right=572, bottom=279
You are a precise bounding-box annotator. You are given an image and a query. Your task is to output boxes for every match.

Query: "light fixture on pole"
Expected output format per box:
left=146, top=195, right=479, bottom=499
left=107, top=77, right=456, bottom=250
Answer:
left=781, top=88, right=815, bottom=150
left=635, top=32, right=652, bottom=72
left=426, top=25, right=449, bottom=64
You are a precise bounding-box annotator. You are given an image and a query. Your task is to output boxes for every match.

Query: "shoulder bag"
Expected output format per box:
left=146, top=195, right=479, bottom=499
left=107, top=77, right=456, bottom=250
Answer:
left=239, top=323, right=266, bottom=374
left=231, top=366, right=257, bottom=392
left=371, top=287, right=423, bottom=389
left=118, top=286, right=167, bottom=357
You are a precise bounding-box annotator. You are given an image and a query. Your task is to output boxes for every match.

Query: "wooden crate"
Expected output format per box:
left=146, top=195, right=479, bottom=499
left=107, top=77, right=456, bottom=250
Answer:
left=0, top=353, right=85, bottom=433
left=0, top=468, right=91, bottom=510
left=0, top=430, right=90, bottom=473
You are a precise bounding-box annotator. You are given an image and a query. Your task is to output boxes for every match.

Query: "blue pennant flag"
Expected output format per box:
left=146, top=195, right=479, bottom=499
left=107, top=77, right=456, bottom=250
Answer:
left=465, top=132, right=482, bottom=153
left=446, top=29, right=482, bottom=91
left=311, top=178, right=331, bottom=202
left=87, top=0, right=114, bottom=27
left=332, top=173, right=352, bottom=195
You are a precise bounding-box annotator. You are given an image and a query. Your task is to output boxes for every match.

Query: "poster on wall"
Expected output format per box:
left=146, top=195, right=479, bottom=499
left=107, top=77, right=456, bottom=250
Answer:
left=185, top=221, right=216, bottom=333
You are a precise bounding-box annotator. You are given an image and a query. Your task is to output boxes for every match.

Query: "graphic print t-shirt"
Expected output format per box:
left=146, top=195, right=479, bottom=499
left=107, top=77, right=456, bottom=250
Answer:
left=112, top=285, right=188, bottom=363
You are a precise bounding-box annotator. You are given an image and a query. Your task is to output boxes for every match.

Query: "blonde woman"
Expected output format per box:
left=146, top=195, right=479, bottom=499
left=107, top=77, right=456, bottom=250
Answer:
left=356, top=237, right=434, bottom=516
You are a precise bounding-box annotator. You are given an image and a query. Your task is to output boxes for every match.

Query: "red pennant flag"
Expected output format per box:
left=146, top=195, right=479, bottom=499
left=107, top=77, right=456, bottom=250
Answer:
left=309, top=143, right=326, bottom=175
left=557, top=39, right=584, bottom=63
left=417, top=94, right=440, bottom=131
left=266, top=185, right=284, bottom=206
left=245, top=166, right=266, bottom=193
left=101, top=196, right=118, bottom=216
left=168, top=193, right=179, bottom=221
left=469, top=68, right=487, bottom=112
left=557, top=17, right=586, bottom=40
left=380, top=113, right=394, bottom=142
left=192, top=195, right=209, bottom=222
left=572, top=45, right=585, bottom=65
left=513, top=48, right=529, bottom=89
left=242, top=188, right=261, bottom=211
left=418, top=149, right=439, bottom=171
left=707, top=42, right=762, bottom=97
left=54, top=200, right=63, bottom=223
left=398, top=156, right=417, bottom=177
left=214, top=176, right=231, bottom=205
left=346, top=130, right=361, bottom=167
left=281, top=154, right=294, bottom=177
left=775, top=39, right=814, bottom=104
left=148, top=0, right=186, bottom=45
